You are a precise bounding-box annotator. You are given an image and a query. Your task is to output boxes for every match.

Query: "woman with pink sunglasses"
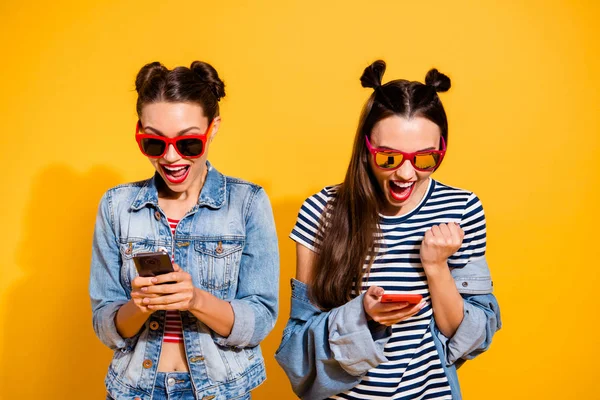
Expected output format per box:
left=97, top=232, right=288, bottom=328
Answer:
left=276, top=60, right=501, bottom=399
left=90, top=61, right=279, bottom=400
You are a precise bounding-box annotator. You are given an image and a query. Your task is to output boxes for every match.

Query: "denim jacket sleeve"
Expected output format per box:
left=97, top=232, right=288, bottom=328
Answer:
left=433, top=256, right=502, bottom=367
left=212, top=187, right=280, bottom=348
left=89, top=191, right=138, bottom=352
left=275, top=279, right=392, bottom=400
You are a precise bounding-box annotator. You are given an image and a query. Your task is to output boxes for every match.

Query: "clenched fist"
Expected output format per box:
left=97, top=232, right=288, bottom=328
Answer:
left=420, top=222, right=464, bottom=274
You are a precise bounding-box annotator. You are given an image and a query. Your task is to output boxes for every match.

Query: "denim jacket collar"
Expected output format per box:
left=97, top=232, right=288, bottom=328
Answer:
left=129, top=161, right=226, bottom=212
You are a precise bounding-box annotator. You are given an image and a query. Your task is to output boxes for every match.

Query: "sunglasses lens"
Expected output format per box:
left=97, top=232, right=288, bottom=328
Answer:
left=375, top=152, right=404, bottom=169
left=140, top=138, right=166, bottom=157
left=176, top=138, right=204, bottom=157
left=414, top=153, right=441, bottom=170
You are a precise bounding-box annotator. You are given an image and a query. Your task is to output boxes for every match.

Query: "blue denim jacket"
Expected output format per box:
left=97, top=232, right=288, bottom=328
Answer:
left=89, top=162, right=279, bottom=400
left=275, top=257, right=501, bottom=400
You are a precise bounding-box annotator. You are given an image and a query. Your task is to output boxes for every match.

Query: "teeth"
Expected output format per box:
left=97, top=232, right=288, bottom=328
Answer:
left=391, top=181, right=414, bottom=188
left=163, top=165, right=187, bottom=173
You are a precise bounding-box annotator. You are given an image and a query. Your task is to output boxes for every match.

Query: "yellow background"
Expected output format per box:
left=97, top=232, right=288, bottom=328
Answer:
left=1, top=1, right=598, bottom=399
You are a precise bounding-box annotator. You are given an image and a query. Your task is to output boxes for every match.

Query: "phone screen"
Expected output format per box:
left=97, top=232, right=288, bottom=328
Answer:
left=133, top=251, right=174, bottom=278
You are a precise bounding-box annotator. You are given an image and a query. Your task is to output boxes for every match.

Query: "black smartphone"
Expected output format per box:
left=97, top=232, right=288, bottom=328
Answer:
left=132, top=251, right=174, bottom=279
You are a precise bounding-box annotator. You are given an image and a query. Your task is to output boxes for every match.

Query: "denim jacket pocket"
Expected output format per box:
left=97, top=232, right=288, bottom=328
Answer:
left=118, top=240, right=159, bottom=291
left=194, top=238, right=243, bottom=298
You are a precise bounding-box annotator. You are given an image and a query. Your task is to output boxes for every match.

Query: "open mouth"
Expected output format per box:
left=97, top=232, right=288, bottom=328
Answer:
left=161, top=164, right=190, bottom=184
left=389, top=180, right=415, bottom=202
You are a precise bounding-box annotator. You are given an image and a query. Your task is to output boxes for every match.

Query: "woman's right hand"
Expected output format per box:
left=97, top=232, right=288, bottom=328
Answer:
left=363, top=286, right=426, bottom=326
left=131, top=276, right=160, bottom=314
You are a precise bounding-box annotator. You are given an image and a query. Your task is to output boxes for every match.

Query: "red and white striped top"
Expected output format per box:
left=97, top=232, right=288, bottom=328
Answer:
left=164, top=217, right=183, bottom=344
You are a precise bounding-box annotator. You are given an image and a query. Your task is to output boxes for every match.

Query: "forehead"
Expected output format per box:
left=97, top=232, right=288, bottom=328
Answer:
left=140, top=102, right=207, bottom=128
left=370, top=115, right=441, bottom=151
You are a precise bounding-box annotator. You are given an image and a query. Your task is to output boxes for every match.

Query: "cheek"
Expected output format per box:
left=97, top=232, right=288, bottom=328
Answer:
left=415, top=170, right=433, bottom=182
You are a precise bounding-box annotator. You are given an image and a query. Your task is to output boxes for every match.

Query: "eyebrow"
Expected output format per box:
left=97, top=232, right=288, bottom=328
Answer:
left=141, top=126, right=204, bottom=137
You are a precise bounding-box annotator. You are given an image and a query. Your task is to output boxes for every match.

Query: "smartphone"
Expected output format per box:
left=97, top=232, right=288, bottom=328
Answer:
left=380, top=294, right=423, bottom=304
left=133, top=251, right=175, bottom=279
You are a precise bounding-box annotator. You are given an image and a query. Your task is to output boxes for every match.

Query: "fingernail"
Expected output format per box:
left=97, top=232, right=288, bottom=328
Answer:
left=141, top=287, right=147, bottom=292
left=143, top=298, right=149, bottom=304
left=151, top=278, right=158, bottom=283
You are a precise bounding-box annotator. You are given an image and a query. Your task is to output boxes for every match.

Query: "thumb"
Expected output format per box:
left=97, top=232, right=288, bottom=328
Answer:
left=366, top=286, right=384, bottom=299
left=172, top=263, right=181, bottom=272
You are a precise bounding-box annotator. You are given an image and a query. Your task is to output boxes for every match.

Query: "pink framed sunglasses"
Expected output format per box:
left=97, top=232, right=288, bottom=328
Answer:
left=365, top=135, right=446, bottom=171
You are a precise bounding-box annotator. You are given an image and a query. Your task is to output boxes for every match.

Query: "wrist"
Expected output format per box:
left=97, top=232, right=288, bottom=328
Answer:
left=190, top=288, right=206, bottom=313
left=422, top=261, right=449, bottom=277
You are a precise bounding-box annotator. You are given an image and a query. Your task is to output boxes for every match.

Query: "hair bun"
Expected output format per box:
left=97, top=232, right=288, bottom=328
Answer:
left=360, top=60, right=386, bottom=89
left=425, top=68, right=451, bottom=92
left=190, top=61, right=226, bottom=101
left=135, top=62, right=167, bottom=93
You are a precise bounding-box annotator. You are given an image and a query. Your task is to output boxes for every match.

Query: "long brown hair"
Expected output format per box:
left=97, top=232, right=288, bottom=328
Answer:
left=310, top=60, right=451, bottom=310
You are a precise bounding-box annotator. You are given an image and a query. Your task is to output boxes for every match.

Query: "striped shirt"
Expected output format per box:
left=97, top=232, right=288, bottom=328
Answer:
left=290, top=179, right=486, bottom=399
left=164, top=217, right=183, bottom=344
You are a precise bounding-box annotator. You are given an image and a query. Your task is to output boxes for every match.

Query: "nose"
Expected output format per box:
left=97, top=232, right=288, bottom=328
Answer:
left=393, top=158, right=416, bottom=181
left=163, top=143, right=180, bottom=162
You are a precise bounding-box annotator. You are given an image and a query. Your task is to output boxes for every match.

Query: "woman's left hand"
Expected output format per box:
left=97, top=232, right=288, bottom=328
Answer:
left=420, top=222, right=464, bottom=274
left=140, top=264, right=201, bottom=311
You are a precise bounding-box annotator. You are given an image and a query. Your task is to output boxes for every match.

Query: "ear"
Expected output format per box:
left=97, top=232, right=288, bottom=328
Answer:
left=208, top=116, right=222, bottom=143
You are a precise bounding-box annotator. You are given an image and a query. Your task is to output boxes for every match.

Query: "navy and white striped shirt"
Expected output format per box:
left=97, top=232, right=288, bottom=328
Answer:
left=290, top=179, right=487, bottom=400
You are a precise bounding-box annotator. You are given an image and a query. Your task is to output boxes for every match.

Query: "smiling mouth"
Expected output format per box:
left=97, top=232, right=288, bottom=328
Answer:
left=389, top=180, right=415, bottom=201
left=161, top=164, right=190, bottom=184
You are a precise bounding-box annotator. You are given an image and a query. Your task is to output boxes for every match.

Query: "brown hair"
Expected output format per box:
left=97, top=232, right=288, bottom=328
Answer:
left=310, top=60, right=451, bottom=310
left=135, top=61, right=225, bottom=119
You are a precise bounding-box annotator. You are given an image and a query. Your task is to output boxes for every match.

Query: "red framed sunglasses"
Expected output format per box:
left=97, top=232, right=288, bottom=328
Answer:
left=365, top=135, right=446, bottom=171
left=135, top=120, right=215, bottom=159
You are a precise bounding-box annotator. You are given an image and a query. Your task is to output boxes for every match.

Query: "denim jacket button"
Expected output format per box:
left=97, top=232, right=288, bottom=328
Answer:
left=149, top=321, right=160, bottom=331
left=142, top=359, right=153, bottom=369
left=462, top=282, right=468, bottom=287
left=154, top=211, right=161, bottom=221
left=202, top=396, right=216, bottom=400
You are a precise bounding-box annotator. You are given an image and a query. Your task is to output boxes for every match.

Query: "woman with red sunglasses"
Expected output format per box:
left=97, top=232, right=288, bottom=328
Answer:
left=90, top=61, right=279, bottom=400
left=276, top=60, right=501, bottom=399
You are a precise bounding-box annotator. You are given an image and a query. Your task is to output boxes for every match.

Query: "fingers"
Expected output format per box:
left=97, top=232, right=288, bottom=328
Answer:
left=438, top=223, right=453, bottom=243
left=145, top=301, right=190, bottom=311
left=152, top=270, right=191, bottom=285
left=366, top=285, right=384, bottom=299
left=376, top=301, right=427, bottom=325
left=131, top=276, right=156, bottom=289
left=131, top=291, right=160, bottom=299
left=143, top=292, right=189, bottom=307
left=377, top=301, right=411, bottom=312
left=426, top=223, right=464, bottom=247
left=448, top=222, right=465, bottom=241
left=142, top=282, right=190, bottom=295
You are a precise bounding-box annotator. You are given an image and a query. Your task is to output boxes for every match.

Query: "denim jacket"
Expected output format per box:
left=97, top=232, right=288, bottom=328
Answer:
left=275, top=256, right=501, bottom=400
left=89, top=162, right=279, bottom=400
